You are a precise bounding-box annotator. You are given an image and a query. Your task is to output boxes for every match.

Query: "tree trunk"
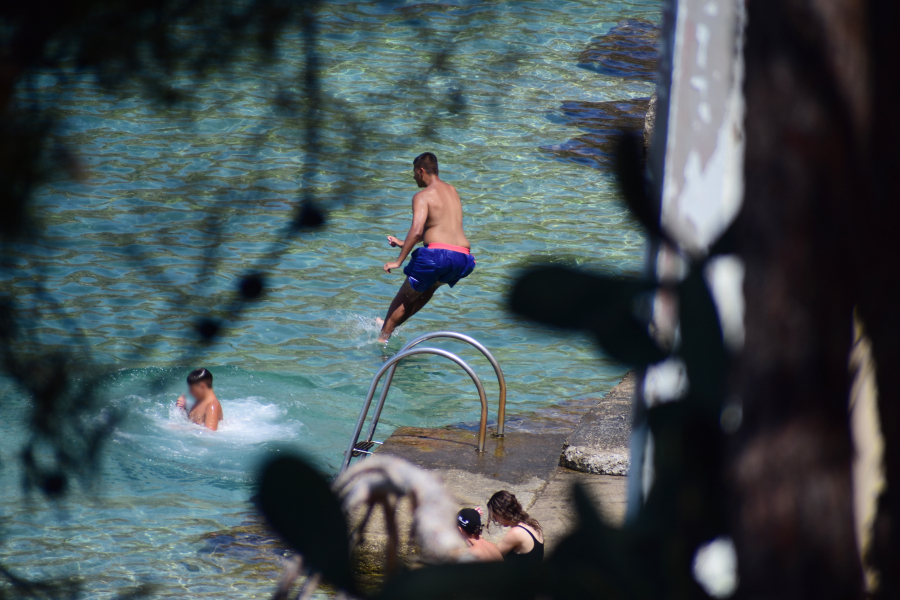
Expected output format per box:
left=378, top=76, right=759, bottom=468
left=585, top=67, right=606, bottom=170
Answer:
left=730, top=0, right=867, bottom=597
left=859, top=0, right=900, bottom=596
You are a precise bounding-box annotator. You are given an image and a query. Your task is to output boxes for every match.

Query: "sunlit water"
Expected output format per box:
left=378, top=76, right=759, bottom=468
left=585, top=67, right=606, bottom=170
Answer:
left=0, top=0, right=659, bottom=597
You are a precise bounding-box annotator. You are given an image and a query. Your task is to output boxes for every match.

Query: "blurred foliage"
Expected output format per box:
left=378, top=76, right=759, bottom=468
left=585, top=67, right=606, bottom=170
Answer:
left=259, top=455, right=354, bottom=594
left=0, top=0, right=331, bottom=510
left=504, top=131, right=731, bottom=598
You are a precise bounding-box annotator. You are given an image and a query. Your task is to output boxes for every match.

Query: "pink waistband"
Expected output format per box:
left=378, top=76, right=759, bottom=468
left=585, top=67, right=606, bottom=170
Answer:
left=425, top=243, right=471, bottom=255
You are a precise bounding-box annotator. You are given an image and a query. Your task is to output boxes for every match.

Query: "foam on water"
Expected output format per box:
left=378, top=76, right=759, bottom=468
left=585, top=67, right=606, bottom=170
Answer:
left=333, top=310, right=402, bottom=348
left=114, top=394, right=308, bottom=478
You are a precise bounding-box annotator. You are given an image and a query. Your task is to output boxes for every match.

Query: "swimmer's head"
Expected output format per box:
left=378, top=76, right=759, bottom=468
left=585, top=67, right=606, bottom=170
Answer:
left=413, top=152, right=438, bottom=187
left=457, top=508, right=483, bottom=537
left=187, top=368, right=213, bottom=400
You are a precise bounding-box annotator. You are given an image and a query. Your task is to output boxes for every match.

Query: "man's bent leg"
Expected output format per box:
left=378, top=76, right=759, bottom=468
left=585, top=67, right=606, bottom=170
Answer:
left=378, top=280, right=421, bottom=342
left=406, top=282, right=441, bottom=319
left=378, top=281, right=440, bottom=343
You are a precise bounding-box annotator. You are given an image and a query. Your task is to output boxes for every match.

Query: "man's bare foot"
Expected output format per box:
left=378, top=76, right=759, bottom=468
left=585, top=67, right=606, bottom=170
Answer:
left=376, top=317, right=389, bottom=343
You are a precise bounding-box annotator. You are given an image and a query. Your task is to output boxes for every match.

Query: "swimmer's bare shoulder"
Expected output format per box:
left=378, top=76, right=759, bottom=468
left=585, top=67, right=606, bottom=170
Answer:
left=204, top=398, right=223, bottom=431
left=412, top=186, right=435, bottom=208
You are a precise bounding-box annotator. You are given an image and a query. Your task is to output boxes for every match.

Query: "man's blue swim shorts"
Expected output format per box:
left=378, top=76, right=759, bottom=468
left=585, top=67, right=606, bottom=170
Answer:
left=403, top=245, right=476, bottom=293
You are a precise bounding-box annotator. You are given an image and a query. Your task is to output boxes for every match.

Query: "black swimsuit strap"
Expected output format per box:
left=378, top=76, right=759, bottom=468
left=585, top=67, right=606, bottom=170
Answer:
left=517, top=524, right=541, bottom=544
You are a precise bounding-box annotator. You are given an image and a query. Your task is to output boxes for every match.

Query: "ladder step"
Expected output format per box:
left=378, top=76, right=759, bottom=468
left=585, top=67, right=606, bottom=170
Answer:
left=351, top=440, right=378, bottom=457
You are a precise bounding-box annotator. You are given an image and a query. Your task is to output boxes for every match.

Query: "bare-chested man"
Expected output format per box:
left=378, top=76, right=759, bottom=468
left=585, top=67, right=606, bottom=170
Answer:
left=175, top=368, right=223, bottom=431
left=377, top=152, right=475, bottom=343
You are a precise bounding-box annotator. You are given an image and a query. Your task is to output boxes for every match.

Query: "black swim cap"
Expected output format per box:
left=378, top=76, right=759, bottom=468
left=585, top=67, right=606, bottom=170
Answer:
left=457, top=508, right=482, bottom=535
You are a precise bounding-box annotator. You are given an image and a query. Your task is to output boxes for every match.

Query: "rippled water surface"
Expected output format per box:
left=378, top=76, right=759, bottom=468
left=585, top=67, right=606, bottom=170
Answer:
left=1, top=0, right=659, bottom=597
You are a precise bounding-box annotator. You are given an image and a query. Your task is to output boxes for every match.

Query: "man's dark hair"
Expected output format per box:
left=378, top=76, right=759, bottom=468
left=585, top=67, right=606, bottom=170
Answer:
left=187, top=368, right=213, bottom=387
left=413, top=152, right=439, bottom=175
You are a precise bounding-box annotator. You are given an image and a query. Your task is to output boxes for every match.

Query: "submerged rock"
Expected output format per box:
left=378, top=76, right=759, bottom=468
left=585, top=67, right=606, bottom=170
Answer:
left=545, top=19, right=661, bottom=168
left=393, top=3, right=458, bottom=14
left=199, top=514, right=289, bottom=562
left=542, top=98, right=651, bottom=168
left=577, top=19, right=661, bottom=80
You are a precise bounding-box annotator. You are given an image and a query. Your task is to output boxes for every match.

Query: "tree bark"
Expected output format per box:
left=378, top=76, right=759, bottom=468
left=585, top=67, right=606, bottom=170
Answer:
left=858, top=0, right=900, bottom=596
left=730, top=0, right=867, bottom=597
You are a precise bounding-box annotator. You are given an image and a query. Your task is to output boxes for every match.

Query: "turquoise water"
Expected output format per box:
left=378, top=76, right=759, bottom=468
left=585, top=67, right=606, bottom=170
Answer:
left=1, top=0, right=658, bottom=597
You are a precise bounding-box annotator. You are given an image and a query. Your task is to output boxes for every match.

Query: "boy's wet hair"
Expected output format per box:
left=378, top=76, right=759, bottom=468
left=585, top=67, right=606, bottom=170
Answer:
left=413, top=152, right=438, bottom=175
left=187, top=368, right=213, bottom=387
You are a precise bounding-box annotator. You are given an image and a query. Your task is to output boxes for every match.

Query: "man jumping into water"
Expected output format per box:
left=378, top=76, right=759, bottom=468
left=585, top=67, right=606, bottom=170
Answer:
left=377, top=152, right=475, bottom=343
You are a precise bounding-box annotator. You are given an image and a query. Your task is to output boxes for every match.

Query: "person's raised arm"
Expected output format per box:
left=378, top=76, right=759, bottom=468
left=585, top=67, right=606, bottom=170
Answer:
left=384, top=194, right=428, bottom=273
left=204, top=404, right=219, bottom=431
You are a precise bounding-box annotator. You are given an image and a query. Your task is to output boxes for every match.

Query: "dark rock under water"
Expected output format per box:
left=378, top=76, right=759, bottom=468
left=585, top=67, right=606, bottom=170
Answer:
left=544, top=19, right=660, bottom=169
left=577, top=19, right=661, bottom=80
left=542, top=98, right=651, bottom=168
left=199, top=513, right=289, bottom=562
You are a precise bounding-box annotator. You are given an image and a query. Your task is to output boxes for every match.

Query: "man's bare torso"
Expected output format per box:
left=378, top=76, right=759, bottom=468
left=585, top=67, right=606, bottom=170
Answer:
left=418, top=180, right=470, bottom=248
left=189, top=395, right=223, bottom=430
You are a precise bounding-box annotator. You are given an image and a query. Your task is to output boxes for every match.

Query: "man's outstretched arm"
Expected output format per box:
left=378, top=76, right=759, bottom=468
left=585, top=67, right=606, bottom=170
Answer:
left=384, top=195, right=427, bottom=273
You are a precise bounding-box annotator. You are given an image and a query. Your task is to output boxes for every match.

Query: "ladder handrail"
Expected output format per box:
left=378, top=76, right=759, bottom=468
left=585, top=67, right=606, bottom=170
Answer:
left=340, top=347, right=488, bottom=473
left=364, top=331, right=507, bottom=443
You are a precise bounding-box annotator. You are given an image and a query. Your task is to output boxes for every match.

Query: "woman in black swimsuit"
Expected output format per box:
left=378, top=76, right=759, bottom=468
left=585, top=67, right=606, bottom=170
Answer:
left=487, top=490, right=544, bottom=566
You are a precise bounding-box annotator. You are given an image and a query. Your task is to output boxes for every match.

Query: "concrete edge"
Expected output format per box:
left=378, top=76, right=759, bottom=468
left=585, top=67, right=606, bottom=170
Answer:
left=559, top=445, right=630, bottom=476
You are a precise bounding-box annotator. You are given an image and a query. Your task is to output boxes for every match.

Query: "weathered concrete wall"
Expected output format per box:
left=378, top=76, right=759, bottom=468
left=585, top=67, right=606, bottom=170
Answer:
left=559, top=371, right=634, bottom=475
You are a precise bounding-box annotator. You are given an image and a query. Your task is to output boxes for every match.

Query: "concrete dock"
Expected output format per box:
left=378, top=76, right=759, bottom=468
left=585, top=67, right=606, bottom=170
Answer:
left=351, top=372, right=635, bottom=575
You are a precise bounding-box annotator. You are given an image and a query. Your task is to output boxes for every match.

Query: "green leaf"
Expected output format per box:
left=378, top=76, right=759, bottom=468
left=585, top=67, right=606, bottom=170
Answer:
left=613, top=132, right=662, bottom=241
left=509, top=266, right=667, bottom=365
left=546, top=484, right=661, bottom=600
left=677, top=268, right=727, bottom=412
left=376, top=562, right=525, bottom=600
left=612, top=132, right=683, bottom=250
left=258, top=454, right=354, bottom=593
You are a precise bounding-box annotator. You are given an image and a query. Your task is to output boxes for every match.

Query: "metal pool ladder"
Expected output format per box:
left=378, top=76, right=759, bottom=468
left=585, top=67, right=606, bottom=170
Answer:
left=339, top=331, right=507, bottom=473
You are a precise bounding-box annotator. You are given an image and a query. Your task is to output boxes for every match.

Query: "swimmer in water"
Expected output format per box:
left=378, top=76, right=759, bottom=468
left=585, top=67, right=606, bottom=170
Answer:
left=175, top=368, right=223, bottom=431
left=377, top=152, right=476, bottom=343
